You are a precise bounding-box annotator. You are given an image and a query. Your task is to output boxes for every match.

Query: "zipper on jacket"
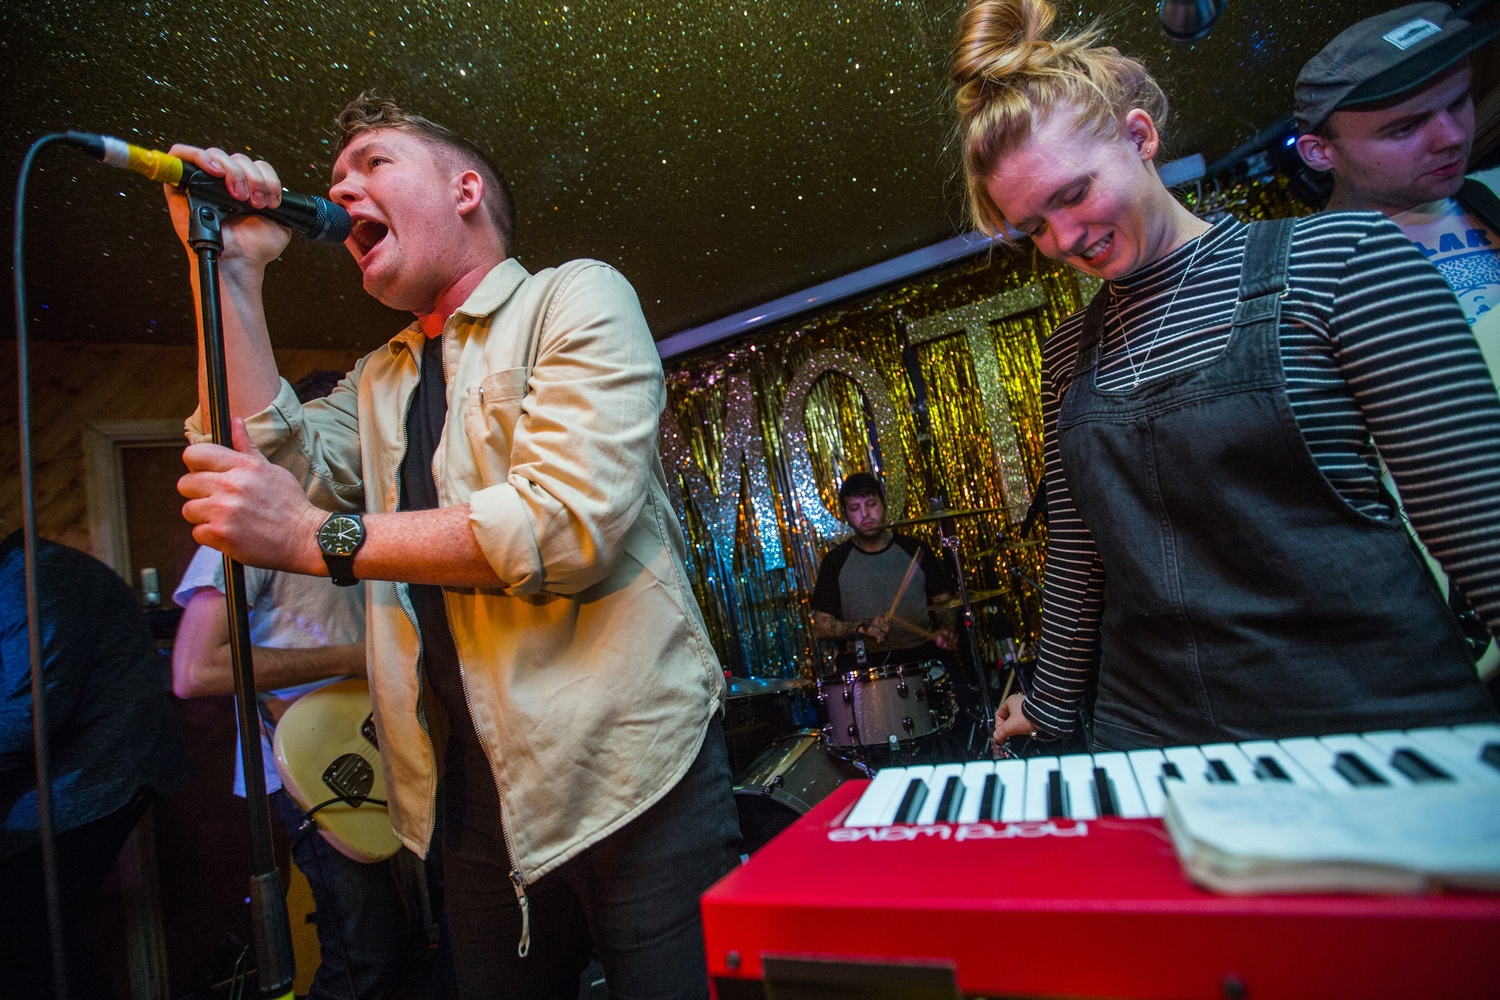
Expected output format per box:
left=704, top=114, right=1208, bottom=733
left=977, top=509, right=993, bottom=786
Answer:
left=440, top=575, right=531, bottom=957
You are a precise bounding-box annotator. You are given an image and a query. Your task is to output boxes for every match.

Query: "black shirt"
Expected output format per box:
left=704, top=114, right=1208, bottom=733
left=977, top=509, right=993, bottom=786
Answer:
left=400, top=334, right=496, bottom=840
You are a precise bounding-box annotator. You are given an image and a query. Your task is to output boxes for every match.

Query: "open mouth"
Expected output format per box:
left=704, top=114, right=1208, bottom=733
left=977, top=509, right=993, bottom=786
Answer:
left=1080, top=232, right=1113, bottom=263
left=350, top=219, right=389, bottom=257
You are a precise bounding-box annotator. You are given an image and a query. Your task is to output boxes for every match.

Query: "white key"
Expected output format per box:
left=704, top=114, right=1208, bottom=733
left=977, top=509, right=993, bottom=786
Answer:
left=1237, top=740, right=1323, bottom=789
left=916, top=764, right=968, bottom=825
left=1092, top=752, right=1148, bottom=818
left=844, top=767, right=910, bottom=827
left=1451, top=723, right=1500, bottom=751
left=1319, top=734, right=1410, bottom=787
left=1127, top=749, right=1170, bottom=817
left=1059, top=754, right=1099, bottom=820
left=1199, top=743, right=1259, bottom=785
left=956, top=762, right=997, bottom=824
left=888, top=765, right=935, bottom=823
left=1361, top=730, right=1475, bottom=786
left=1281, top=736, right=1396, bottom=792
left=1024, top=757, right=1061, bottom=821
left=1162, top=746, right=1213, bottom=785
left=995, top=759, right=1027, bottom=823
left=1399, top=727, right=1500, bottom=785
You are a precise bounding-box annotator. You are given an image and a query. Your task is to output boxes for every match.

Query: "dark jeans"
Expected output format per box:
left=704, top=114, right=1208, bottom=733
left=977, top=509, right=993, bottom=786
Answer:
left=0, top=791, right=151, bottom=1000
left=434, top=716, right=741, bottom=1000
left=271, top=789, right=415, bottom=1000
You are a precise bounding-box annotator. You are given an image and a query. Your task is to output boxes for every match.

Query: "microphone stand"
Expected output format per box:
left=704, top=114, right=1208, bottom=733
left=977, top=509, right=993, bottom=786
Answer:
left=186, top=194, right=296, bottom=1000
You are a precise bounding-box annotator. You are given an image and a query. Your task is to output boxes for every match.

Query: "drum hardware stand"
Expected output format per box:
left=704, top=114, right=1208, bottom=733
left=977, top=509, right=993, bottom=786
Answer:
left=187, top=194, right=296, bottom=999
left=937, top=515, right=995, bottom=754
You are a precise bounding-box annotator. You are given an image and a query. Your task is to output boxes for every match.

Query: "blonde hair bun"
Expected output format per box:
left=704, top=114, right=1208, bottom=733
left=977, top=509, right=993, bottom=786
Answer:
left=951, top=0, right=1168, bottom=235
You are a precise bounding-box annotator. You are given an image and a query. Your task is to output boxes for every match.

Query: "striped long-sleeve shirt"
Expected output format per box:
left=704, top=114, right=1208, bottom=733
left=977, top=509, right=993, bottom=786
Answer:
left=1026, top=212, right=1500, bottom=740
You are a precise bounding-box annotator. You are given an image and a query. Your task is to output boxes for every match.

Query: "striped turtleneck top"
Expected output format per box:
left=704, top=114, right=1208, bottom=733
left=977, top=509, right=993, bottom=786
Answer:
left=1026, top=212, right=1500, bottom=740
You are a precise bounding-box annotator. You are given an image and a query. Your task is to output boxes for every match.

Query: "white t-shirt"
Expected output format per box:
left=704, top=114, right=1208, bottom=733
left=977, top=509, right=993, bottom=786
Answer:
left=1391, top=165, right=1500, bottom=379
left=174, top=545, right=366, bottom=796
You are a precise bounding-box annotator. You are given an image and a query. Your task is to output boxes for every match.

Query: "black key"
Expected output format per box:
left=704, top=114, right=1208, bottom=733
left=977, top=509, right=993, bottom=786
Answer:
left=936, top=776, right=963, bottom=822
left=1481, top=743, right=1500, bottom=773
left=1047, top=770, right=1065, bottom=819
left=1255, top=755, right=1291, bottom=781
left=1208, top=759, right=1236, bottom=783
left=1161, top=762, right=1183, bottom=779
left=1093, top=767, right=1117, bottom=816
left=1389, top=748, right=1452, bottom=783
left=896, top=779, right=928, bottom=823
left=1333, top=751, right=1388, bottom=787
left=979, top=774, right=1000, bottom=821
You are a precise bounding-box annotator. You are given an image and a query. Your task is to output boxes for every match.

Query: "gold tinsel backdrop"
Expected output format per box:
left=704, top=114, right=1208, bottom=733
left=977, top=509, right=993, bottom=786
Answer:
left=663, top=176, right=1314, bottom=681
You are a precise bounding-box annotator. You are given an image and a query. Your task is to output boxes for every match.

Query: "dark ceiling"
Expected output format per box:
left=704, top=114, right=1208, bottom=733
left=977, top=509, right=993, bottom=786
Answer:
left=4, top=0, right=1405, bottom=351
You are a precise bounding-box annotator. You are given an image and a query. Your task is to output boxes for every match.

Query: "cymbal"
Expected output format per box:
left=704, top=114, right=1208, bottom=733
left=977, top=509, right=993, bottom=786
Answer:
left=887, top=506, right=1004, bottom=528
left=975, top=539, right=1045, bottom=557
left=929, top=587, right=1010, bottom=609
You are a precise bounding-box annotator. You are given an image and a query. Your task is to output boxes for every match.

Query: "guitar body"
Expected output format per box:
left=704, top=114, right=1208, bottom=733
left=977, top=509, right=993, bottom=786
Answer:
left=273, top=679, right=401, bottom=863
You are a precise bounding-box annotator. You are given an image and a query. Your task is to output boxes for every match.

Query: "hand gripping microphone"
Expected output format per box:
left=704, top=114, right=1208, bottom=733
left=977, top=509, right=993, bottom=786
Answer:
left=62, top=131, right=352, bottom=243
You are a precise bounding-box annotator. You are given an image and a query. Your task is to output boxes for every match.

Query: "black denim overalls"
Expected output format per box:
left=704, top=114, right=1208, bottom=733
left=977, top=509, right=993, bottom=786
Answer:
left=1055, top=219, right=1495, bottom=751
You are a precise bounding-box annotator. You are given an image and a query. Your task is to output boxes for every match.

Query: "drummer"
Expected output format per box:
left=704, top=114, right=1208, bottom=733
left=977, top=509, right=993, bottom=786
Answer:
left=810, top=473, right=959, bottom=665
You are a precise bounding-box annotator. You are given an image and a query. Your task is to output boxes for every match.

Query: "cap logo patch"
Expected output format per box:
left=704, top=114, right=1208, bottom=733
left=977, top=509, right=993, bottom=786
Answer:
left=1382, top=17, right=1442, bottom=50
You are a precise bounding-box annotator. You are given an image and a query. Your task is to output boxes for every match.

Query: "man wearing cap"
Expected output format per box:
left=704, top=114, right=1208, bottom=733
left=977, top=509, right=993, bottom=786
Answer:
left=1296, top=4, right=1500, bottom=689
left=1296, top=3, right=1500, bottom=374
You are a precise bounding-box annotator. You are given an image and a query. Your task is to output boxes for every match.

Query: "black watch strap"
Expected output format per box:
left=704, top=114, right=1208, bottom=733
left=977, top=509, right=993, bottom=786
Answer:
left=317, top=512, right=365, bottom=587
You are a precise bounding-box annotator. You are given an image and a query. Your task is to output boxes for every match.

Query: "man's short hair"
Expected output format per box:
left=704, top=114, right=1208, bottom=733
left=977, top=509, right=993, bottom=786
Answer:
left=334, top=92, right=516, bottom=254
left=293, top=369, right=345, bottom=403
left=838, top=472, right=885, bottom=508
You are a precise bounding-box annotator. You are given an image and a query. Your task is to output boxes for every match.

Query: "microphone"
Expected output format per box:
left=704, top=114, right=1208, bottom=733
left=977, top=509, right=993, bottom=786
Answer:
left=62, top=131, right=352, bottom=243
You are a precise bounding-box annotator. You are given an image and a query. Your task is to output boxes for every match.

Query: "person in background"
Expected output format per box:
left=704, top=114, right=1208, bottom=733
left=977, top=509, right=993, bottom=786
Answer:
left=1295, top=3, right=1500, bottom=687
left=810, top=473, right=958, bottom=664
left=0, top=532, right=190, bottom=999
left=948, top=0, right=1500, bottom=750
left=1295, top=3, right=1500, bottom=373
left=173, top=368, right=422, bottom=999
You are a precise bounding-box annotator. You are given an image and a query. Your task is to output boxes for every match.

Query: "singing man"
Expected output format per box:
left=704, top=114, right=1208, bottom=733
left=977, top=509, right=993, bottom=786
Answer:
left=166, top=93, right=738, bottom=998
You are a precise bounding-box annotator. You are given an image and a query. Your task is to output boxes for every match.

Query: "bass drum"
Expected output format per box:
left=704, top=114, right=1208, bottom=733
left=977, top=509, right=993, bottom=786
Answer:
left=732, top=730, right=869, bottom=854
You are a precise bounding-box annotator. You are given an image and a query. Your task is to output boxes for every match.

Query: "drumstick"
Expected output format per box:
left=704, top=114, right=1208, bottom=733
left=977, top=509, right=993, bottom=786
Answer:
left=887, top=617, right=937, bottom=640
left=886, top=547, right=924, bottom=619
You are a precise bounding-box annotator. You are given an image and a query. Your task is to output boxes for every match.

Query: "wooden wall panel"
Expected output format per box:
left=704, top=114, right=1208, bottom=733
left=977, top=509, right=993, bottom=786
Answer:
left=0, top=341, right=368, bottom=556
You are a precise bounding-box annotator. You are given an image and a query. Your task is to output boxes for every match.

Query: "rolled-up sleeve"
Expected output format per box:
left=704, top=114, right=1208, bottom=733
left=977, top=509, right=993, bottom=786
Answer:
left=467, top=264, right=662, bottom=595
left=184, top=364, right=366, bottom=514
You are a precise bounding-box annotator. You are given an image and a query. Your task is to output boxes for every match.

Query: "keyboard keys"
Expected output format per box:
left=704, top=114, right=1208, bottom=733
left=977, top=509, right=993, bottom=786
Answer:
left=956, top=762, right=995, bottom=823
left=1162, top=746, right=1212, bottom=785
left=1395, top=728, right=1500, bottom=785
left=1388, top=748, right=1452, bottom=783
left=916, top=764, right=966, bottom=825
left=1126, top=750, right=1171, bottom=818
left=1237, top=740, right=1322, bottom=789
left=1024, top=758, right=1061, bottom=822
left=1319, top=735, right=1408, bottom=786
left=844, top=768, right=908, bottom=827
left=1059, top=754, right=1100, bottom=820
left=1093, top=753, right=1148, bottom=818
left=994, top=760, right=1027, bottom=822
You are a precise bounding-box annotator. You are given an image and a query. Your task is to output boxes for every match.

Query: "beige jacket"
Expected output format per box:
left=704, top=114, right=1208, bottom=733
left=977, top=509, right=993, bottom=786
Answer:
left=188, top=258, right=723, bottom=880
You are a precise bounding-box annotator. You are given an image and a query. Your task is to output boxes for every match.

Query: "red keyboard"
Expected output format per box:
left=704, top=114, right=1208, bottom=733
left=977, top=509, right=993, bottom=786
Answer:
left=702, top=781, right=1500, bottom=999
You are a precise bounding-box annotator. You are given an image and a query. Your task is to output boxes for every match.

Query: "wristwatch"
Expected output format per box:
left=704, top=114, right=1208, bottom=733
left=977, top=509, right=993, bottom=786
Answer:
left=316, top=512, right=366, bottom=587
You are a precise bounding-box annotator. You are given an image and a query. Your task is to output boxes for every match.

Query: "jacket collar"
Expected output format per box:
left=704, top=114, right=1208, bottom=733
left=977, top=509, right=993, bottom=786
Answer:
left=386, top=258, right=533, bottom=357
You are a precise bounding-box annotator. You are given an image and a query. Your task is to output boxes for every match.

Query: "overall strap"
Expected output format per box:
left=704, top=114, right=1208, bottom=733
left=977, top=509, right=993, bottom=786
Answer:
left=1232, top=218, right=1296, bottom=328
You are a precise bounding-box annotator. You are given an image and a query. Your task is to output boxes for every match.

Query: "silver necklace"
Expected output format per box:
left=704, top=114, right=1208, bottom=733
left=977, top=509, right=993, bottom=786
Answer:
left=1113, top=235, right=1203, bottom=389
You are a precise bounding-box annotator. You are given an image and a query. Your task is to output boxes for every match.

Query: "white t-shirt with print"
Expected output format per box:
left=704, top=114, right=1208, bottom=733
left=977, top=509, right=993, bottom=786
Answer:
left=1391, top=165, right=1500, bottom=379
left=173, top=545, right=366, bottom=796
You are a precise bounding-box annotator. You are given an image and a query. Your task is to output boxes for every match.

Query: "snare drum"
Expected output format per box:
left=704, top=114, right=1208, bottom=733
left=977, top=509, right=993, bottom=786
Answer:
left=732, top=730, right=869, bottom=853
left=818, top=660, right=943, bottom=748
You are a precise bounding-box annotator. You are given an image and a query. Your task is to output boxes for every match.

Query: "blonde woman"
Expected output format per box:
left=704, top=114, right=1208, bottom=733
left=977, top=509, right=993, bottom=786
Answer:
left=953, top=0, right=1500, bottom=750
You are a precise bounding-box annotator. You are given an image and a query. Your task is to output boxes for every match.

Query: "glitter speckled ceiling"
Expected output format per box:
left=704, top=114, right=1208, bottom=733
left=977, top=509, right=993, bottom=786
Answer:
left=3, top=0, right=1405, bottom=350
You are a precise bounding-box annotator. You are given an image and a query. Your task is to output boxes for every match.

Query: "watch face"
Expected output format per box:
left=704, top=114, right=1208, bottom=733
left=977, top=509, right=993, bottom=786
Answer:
left=318, top=515, right=363, bottom=557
